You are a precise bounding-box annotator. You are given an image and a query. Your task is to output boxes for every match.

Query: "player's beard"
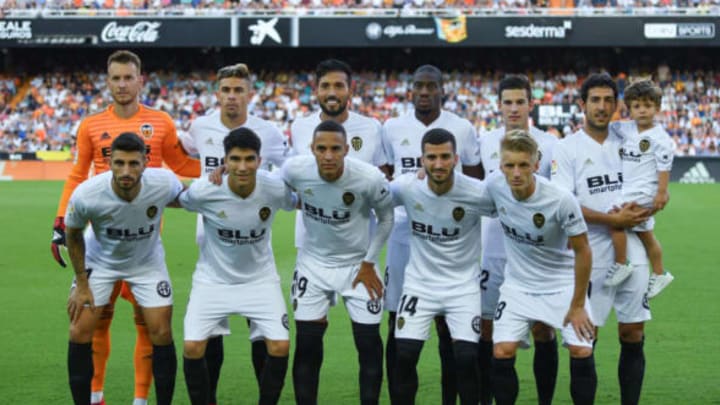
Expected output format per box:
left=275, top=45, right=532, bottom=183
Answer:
left=586, top=115, right=610, bottom=132
left=113, top=174, right=141, bottom=192
left=319, top=97, right=347, bottom=117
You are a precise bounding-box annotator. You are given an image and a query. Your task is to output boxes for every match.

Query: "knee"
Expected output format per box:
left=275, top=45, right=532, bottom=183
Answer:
left=493, top=342, right=517, bottom=359
left=266, top=340, right=290, bottom=357
left=148, top=324, right=173, bottom=345
left=568, top=345, right=593, bottom=359
left=618, top=323, right=644, bottom=343
left=69, top=323, right=93, bottom=343
left=184, top=340, right=207, bottom=359
left=531, top=322, right=556, bottom=342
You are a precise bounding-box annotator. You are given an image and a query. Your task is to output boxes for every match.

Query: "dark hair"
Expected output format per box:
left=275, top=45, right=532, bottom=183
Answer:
left=624, top=79, right=662, bottom=109
left=217, top=63, right=251, bottom=81
left=413, top=64, right=443, bottom=86
left=421, top=128, right=456, bottom=153
left=313, top=120, right=347, bottom=141
left=224, top=127, right=262, bottom=155
left=498, top=74, right=532, bottom=102
left=107, top=50, right=142, bottom=72
left=580, top=73, right=618, bottom=103
left=111, top=132, right=146, bottom=154
left=315, top=59, right=352, bottom=86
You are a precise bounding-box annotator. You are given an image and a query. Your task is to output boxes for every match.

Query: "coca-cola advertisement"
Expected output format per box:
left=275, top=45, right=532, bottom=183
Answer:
left=0, top=18, right=231, bottom=47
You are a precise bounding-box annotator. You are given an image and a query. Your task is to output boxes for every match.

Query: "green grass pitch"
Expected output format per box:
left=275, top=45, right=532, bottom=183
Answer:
left=0, top=181, right=718, bottom=404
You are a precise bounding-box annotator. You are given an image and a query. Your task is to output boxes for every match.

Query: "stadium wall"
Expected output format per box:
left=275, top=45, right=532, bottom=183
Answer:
left=0, top=16, right=718, bottom=48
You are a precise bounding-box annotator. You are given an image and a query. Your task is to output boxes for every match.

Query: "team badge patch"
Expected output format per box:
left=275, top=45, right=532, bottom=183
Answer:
left=367, top=299, right=382, bottom=314
left=351, top=136, right=363, bottom=151
left=282, top=314, right=289, bottom=330
left=639, top=139, right=651, bottom=152
left=147, top=205, right=158, bottom=219
left=472, top=316, right=481, bottom=334
left=343, top=192, right=355, bottom=206
left=452, top=206, right=465, bottom=222
left=397, top=316, right=406, bottom=330
left=533, top=213, right=545, bottom=228
left=140, top=123, right=154, bottom=140
left=156, top=281, right=171, bottom=297
left=259, top=207, right=271, bottom=221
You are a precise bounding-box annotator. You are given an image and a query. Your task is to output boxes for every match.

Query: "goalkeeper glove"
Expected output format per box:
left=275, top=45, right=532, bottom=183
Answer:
left=51, top=216, right=67, bottom=268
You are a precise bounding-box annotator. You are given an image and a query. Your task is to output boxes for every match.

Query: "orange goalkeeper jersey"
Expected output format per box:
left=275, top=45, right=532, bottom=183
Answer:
left=56, top=104, right=200, bottom=217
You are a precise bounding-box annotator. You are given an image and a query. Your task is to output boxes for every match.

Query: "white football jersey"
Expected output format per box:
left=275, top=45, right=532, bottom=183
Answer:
left=479, top=126, right=558, bottom=261
left=485, top=172, right=587, bottom=292
left=551, top=129, right=648, bottom=268
left=390, top=173, right=495, bottom=298
left=65, top=168, right=183, bottom=272
left=289, top=111, right=387, bottom=249
left=281, top=155, right=392, bottom=266
left=290, top=111, right=387, bottom=165
left=611, top=121, right=674, bottom=202
left=179, top=171, right=295, bottom=285
left=183, top=110, right=288, bottom=174
left=382, top=110, right=481, bottom=243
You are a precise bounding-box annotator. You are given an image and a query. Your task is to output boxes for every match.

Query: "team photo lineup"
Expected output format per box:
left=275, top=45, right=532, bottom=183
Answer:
left=47, top=49, right=679, bottom=405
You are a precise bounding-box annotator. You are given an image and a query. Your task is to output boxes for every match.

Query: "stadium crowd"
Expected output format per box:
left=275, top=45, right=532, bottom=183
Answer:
left=1, top=67, right=719, bottom=156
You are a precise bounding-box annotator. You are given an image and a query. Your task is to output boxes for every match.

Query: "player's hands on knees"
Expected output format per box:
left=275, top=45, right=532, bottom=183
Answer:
left=353, top=261, right=384, bottom=300
left=51, top=216, right=67, bottom=267
left=564, top=306, right=594, bottom=343
left=612, top=202, right=651, bottom=229
left=208, top=164, right=227, bottom=185
left=67, top=281, right=95, bottom=324
left=652, top=190, right=670, bottom=213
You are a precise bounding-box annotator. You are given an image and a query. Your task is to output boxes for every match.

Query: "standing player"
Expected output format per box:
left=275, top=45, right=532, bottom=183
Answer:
left=381, top=64, right=482, bottom=404
left=180, top=63, right=289, bottom=403
left=289, top=59, right=388, bottom=250
left=179, top=128, right=295, bottom=405
left=487, top=131, right=596, bottom=404
left=476, top=75, right=559, bottom=405
left=604, top=80, right=674, bottom=297
left=51, top=50, right=199, bottom=405
left=65, top=133, right=181, bottom=405
left=552, top=73, right=653, bottom=405
left=283, top=120, right=394, bottom=405
left=390, top=129, right=495, bottom=405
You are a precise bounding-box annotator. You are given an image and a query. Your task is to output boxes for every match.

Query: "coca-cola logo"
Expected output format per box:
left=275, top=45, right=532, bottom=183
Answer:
left=101, top=21, right=161, bottom=43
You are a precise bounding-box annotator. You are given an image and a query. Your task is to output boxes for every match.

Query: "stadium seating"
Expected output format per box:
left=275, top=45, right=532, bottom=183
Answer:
left=1, top=69, right=718, bottom=155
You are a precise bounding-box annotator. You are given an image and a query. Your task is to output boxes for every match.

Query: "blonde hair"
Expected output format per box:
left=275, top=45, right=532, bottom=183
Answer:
left=501, top=129, right=539, bottom=163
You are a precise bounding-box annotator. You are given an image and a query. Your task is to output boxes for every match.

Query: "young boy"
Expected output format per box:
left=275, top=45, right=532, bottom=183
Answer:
left=604, top=79, right=674, bottom=299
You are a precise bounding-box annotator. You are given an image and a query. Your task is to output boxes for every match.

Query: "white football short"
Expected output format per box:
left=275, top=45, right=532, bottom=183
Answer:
left=184, top=279, right=289, bottom=342
left=74, top=264, right=173, bottom=308
left=480, top=257, right=507, bottom=320
left=492, top=284, right=594, bottom=349
left=394, top=289, right=481, bottom=343
left=588, top=264, right=652, bottom=327
left=610, top=196, right=656, bottom=232
left=291, top=255, right=383, bottom=324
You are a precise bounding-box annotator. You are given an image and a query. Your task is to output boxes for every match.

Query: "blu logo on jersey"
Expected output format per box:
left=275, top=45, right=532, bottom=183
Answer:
left=500, top=221, right=544, bottom=246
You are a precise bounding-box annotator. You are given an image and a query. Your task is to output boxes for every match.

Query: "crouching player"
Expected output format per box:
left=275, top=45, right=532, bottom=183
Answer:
left=65, top=133, right=181, bottom=405
left=178, top=128, right=296, bottom=405
left=486, top=131, right=597, bottom=405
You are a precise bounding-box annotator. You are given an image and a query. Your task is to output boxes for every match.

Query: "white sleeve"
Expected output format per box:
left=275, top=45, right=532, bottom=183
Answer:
left=279, top=159, right=296, bottom=190
left=280, top=182, right=298, bottom=211
left=64, top=188, right=89, bottom=229
left=389, top=174, right=409, bottom=207
left=475, top=175, right=499, bottom=217
left=550, top=141, right=576, bottom=194
left=265, top=125, right=290, bottom=168
left=181, top=123, right=199, bottom=156
left=166, top=171, right=185, bottom=205
left=371, top=121, right=388, bottom=167
left=558, top=192, right=587, bottom=237
left=381, top=124, right=395, bottom=169
left=364, top=174, right=394, bottom=264
left=459, top=122, right=482, bottom=166
left=654, top=130, right=675, bottom=172
left=178, top=180, right=204, bottom=213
